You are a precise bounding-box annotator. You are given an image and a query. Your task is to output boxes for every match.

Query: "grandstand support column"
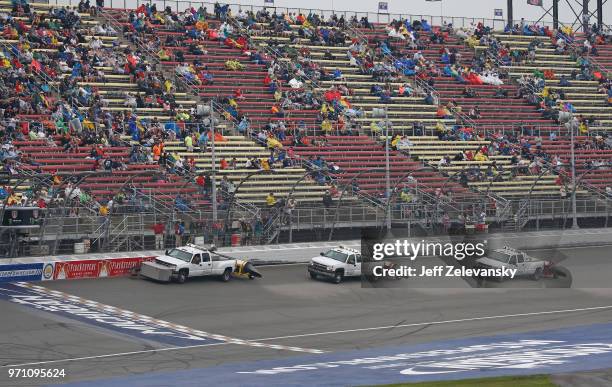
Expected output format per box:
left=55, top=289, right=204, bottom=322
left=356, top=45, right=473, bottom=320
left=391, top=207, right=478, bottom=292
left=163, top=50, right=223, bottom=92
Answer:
left=553, top=0, right=559, bottom=29
left=570, top=126, right=579, bottom=229
left=384, top=107, right=391, bottom=230
left=507, top=0, right=513, bottom=28
left=210, top=100, right=218, bottom=223
left=582, top=0, right=590, bottom=32
left=597, top=0, right=603, bottom=27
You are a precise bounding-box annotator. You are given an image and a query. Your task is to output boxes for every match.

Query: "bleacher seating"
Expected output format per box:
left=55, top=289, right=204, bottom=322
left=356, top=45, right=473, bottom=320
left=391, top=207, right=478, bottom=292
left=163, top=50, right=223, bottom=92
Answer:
left=163, top=135, right=329, bottom=203
left=2, top=1, right=610, bottom=222
left=474, top=33, right=612, bottom=129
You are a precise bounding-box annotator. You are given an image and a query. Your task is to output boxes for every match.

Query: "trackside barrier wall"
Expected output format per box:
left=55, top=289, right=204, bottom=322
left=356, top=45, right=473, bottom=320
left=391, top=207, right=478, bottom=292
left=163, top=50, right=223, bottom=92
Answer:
left=0, top=257, right=155, bottom=283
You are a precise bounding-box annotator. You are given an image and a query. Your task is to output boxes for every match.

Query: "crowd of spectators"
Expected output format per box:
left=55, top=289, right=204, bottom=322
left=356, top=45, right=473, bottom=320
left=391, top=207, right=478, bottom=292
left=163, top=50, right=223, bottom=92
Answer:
left=2, top=0, right=610, bottom=224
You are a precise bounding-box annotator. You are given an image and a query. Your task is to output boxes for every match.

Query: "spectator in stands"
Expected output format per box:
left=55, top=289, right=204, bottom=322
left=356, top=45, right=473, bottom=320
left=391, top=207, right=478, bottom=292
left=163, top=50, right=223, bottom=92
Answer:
left=322, top=190, right=333, bottom=208
left=266, top=192, right=277, bottom=207
left=494, top=87, right=508, bottom=98
left=468, top=106, right=482, bottom=119
left=174, top=221, right=185, bottom=247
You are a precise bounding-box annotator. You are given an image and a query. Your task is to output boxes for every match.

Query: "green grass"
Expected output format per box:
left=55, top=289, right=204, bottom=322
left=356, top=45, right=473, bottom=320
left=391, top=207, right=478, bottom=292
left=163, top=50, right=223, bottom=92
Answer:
left=373, top=374, right=557, bottom=387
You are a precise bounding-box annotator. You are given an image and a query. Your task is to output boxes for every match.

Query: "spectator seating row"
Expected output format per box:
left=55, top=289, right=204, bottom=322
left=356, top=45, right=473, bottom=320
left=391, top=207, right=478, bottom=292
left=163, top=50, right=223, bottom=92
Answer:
left=103, top=8, right=334, bottom=205
left=358, top=24, right=563, bottom=133
left=283, top=135, right=476, bottom=201
left=474, top=33, right=612, bottom=129
left=163, top=135, right=330, bottom=203
left=250, top=27, right=454, bottom=133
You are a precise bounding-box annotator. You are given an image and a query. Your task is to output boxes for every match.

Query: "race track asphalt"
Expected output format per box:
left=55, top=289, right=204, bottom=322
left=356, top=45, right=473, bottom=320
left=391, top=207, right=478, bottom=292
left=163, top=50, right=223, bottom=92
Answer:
left=1, top=245, right=612, bottom=386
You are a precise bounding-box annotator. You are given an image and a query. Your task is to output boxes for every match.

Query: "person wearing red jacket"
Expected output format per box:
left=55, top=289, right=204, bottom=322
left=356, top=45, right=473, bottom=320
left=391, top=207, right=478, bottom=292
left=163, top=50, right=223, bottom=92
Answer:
left=152, top=222, right=165, bottom=249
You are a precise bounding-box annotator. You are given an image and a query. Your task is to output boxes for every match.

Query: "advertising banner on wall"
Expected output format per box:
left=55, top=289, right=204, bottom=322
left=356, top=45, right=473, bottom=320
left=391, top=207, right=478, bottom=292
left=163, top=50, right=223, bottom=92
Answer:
left=0, top=263, right=43, bottom=282
left=53, top=260, right=100, bottom=280
left=52, top=257, right=155, bottom=280
left=100, top=257, right=155, bottom=278
left=0, top=256, right=156, bottom=283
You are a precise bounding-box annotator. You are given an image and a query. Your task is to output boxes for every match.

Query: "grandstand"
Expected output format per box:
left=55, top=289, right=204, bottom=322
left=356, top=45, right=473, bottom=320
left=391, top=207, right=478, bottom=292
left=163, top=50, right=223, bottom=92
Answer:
left=0, top=0, right=610, bottom=257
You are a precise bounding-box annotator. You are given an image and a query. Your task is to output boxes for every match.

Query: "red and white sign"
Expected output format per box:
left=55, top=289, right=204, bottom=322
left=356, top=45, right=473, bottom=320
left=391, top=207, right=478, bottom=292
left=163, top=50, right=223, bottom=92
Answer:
left=99, top=257, right=155, bottom=278
left=53, top=260, right=100, bottom=280
left=52, top=257, right=155, bottom=280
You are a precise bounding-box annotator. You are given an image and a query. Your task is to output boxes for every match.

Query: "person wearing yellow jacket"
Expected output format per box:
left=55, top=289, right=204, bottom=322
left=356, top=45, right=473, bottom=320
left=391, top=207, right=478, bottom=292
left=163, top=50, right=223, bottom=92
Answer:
left=260, top=158, right=270, bottom=170
left=158, top=48, right=170, bottom=61
left=370, top=121, right=381, bottom=134
left=400, top=189, right=412, bottom=203
left=225, top=59, right=244, bottom=71
left=474, top=151, right=488, bottom=162
left=321, top=118, right=333, bottom=134
left=391, top=134, right=401, bottom=150
left=266, top=193, right=277, bottom=207
left=164, top=79, right=173, bottom=93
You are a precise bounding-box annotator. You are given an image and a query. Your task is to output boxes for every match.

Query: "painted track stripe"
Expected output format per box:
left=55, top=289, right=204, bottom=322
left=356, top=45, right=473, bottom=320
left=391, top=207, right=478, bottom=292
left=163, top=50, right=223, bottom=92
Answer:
left=253, top=305, right=612, bottom=342
left=1, top=342, right=230, bottom=368
left=3, top=303, right=612, bottom=367
left=13, top=282, right=324, bottom=355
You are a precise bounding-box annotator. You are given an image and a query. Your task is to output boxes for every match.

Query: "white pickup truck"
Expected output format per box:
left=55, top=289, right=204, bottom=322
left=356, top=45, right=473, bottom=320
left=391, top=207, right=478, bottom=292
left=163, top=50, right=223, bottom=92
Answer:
left=475, top=247, right=552, bottom=280
left=140, top=244, right=236, bottom=283
left=308, top=246, right=362, bottom=284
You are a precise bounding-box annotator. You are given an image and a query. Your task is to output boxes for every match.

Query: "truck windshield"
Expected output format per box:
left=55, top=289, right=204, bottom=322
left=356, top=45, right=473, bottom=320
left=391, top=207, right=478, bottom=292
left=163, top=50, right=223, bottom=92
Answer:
left=165, top=249, right=193, bottom=262
left=487, top=251, right=510, bottom=264
left=323, top=250, right=348, bottom=262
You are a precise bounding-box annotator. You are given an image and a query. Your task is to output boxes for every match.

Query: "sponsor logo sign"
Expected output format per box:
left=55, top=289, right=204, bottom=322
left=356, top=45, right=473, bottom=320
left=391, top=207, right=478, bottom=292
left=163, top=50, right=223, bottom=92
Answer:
left=52, top=257, right=154, bottom=280
left=99, top=257, right=154, bottom=278
left=53, top=260, right=100, bottom=280
left=0, top=263, right=43, bottom=282
left=378, top=2, right=388, bottom=12
left=42, top=262, right=54, bottom=281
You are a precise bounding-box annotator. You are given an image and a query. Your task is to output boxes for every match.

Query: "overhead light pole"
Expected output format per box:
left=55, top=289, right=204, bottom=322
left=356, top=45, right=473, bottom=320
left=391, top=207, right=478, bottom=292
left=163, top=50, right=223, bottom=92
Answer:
left=384, top=106, right=391, bottom=230
left=210, top=100, right=217, bottom=223
left=569, top=122, right=579, bottom=229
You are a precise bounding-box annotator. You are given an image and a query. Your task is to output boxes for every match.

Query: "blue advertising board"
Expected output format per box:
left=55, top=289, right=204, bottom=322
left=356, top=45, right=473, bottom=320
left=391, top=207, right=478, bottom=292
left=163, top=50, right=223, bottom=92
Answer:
left=0, top=263, right=43, bottom=282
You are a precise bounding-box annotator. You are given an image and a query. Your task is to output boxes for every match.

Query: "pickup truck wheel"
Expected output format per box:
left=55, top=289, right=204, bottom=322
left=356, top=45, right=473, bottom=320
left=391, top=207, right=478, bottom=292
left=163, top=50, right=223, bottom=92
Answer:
left=176, top=270, right=188, bottom=284
left=221, top=268, right=232, bottom=282
left=533, top=268, right=543, bottom=281
left=309, top=272, right=317, bottom=280
left=333, top=271, right=343, bottom=284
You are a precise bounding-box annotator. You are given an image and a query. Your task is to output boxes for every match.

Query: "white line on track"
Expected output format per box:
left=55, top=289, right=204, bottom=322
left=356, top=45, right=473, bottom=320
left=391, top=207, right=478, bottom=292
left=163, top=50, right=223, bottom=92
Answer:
left=1, top=343, right=229, bottom=368
left=253, top=305, right=612, bottom=341
left=3, top=304, right=612, bottom=367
